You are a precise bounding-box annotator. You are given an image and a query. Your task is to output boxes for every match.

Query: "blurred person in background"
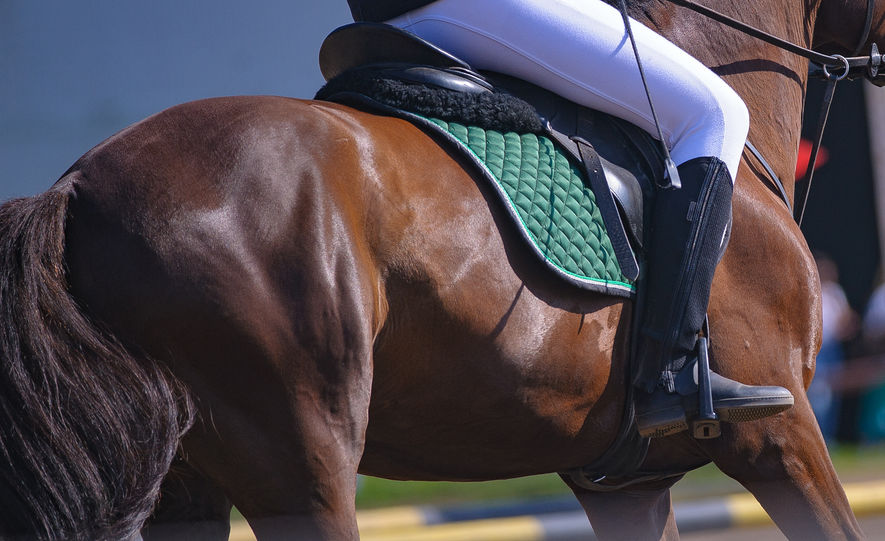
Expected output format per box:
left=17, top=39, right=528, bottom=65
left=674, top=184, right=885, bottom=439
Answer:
left=861, top=270, right=885, bottom=351
left=810, top=253, right=858, bottom=442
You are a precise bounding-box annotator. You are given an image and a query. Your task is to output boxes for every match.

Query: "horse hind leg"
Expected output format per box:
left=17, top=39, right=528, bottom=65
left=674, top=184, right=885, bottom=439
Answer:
left=191, top=312, right=375, bottom=541
left=103, top=267, right=376, bottom=541
left=141, top=458, right=232, bottom=541
left=65, top=213, right=380, bottom=540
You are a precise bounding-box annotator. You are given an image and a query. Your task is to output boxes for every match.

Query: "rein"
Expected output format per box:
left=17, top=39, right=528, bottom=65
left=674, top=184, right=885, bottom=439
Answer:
left=665, top=0, right=879, bottom=224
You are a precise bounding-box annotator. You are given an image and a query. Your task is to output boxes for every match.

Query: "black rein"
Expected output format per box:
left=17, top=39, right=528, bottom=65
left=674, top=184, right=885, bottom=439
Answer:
left=665, top=0, right=880, bottom=224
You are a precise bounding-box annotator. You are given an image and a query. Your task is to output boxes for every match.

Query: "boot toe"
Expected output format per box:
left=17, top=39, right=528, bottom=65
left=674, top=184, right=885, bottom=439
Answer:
left=710, top=381, right=794, bottom=423
left=636, top=378, right=794, bottom=438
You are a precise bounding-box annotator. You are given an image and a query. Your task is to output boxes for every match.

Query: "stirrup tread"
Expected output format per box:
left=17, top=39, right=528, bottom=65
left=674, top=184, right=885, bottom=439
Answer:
left=717, top=403, right=793, bottom=423
left=639, top=419, right=688, bottom=439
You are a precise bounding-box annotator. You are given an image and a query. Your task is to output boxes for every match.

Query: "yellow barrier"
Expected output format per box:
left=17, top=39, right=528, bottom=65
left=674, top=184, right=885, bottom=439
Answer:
left=357, top=506, right=427, bottom=532
left=360, top=516, right=544, bottom=541
left=229, top=515, right=543, bottom=541
left=726, top=480, right=885, bottom=527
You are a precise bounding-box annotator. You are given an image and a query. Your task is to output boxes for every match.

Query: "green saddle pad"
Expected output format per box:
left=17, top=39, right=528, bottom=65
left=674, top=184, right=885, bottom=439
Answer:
left=425, top=117, right=636, bottom=297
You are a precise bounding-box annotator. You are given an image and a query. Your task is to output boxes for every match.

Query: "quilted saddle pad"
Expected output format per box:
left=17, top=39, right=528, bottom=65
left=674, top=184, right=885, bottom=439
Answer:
left=424, top=117, right=636, bottom=297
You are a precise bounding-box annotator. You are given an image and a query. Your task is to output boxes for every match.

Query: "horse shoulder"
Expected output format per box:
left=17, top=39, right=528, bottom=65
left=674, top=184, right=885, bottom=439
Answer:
left=712, top=174, right=820, bottom=390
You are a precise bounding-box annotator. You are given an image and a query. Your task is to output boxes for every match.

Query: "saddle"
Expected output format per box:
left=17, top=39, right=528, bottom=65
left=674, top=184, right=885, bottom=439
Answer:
left=317, top=23, right=676, bottom=292
left=317, top=22, right=663, bottom=483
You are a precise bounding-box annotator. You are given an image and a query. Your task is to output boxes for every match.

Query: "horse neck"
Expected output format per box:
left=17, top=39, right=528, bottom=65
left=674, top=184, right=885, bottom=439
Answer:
left=639, top=0, right=818, bottom=201
left=815, top=0, right=883, bottom=51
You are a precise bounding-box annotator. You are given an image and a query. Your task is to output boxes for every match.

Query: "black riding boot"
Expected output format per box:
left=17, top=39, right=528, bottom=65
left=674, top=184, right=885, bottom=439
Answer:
left=634, top=157, right=794, bottom=438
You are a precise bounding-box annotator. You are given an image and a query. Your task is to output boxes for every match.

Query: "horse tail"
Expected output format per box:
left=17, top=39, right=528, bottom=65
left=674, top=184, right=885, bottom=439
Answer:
left=0, top=178, right=194, bottom=540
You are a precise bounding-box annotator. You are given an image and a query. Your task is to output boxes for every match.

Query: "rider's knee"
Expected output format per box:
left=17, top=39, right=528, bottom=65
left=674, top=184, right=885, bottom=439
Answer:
left=670, top=79, right=749, bottom=179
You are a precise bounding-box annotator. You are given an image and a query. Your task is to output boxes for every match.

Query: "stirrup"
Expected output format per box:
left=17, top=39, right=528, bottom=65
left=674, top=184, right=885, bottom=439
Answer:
left=635, top=340, right=795, bottom=439
left=692, top=335, right=720, bottom=439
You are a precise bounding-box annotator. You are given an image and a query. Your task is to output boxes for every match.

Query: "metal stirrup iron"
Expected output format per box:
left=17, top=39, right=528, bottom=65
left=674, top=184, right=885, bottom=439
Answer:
left=693, top=318, right=720, bottom=439
left=617, top=0, right=681, bottom=189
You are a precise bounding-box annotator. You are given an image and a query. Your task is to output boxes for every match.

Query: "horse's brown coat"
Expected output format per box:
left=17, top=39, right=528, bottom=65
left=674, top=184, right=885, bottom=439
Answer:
left=2, top=0, right=881, bottom=539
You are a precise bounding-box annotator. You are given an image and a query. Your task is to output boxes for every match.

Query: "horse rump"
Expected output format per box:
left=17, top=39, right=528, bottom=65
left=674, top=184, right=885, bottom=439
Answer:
left=0, top=177, right=194, bottom=540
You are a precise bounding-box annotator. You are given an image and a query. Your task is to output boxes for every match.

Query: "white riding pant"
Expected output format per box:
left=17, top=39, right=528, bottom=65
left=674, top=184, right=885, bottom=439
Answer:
left=387, top=0, right=749, bottom=181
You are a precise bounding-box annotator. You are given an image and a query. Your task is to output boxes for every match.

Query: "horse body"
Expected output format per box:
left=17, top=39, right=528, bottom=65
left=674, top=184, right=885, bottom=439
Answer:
left=0, top=0, right=879, bottom=539
left=69, top=94, right=630, bottom=474
left=57, top=96, right=631, bottom=536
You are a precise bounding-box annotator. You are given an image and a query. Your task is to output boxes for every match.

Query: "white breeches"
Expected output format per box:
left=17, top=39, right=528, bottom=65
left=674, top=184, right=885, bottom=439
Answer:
left=387, top=0, right=749, bottom=181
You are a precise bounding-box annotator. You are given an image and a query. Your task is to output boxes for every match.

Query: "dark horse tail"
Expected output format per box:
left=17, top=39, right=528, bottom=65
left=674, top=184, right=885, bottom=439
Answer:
left=0, top=179, right=194, bottom=540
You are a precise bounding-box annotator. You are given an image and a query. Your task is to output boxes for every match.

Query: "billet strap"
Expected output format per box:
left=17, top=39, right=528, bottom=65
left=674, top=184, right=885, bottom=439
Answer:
left=544, top=126, right=641, bottom=281
left=575, top=138, right=641, bottom=281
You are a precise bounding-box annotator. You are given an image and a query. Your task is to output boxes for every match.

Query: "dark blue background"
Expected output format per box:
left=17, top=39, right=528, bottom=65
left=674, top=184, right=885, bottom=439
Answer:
left=1, top=1, right=352, bottom=199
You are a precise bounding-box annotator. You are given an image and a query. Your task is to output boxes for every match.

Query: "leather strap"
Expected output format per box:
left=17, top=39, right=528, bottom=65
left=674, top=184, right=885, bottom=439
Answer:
left=853, top=0, right=876, bottom=56
left=667, top=0, right=873, bottom=66
left=545, top=126, right=641, bottom=281
left=744, top=141, right=792, bottom=214
left=661, top=0, right=875, bottom=224
left=795, top=75, right=841, bottom=224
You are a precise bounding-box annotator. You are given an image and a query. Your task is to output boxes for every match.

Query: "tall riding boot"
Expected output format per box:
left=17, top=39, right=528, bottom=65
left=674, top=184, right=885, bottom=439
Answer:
left=634, top=157, right=794, bottom=438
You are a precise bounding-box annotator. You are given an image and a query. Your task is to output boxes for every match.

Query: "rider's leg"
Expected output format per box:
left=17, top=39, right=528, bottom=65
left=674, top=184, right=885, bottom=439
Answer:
left=633, top=157, right=793, bottom=437
left=386, top=0, right=748, bottom=178
left=387, top=0, right=793, bottom=437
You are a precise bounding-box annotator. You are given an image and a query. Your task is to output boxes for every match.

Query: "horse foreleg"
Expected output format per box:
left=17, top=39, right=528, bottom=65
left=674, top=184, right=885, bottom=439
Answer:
left=562, top=476, right=681, bottom=540
left=141, top=458, right=232, bottom=541
left=710, top=393, right=864, bottom=540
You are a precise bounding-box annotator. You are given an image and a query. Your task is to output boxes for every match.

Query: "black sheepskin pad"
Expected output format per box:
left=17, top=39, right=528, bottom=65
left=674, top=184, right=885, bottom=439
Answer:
left=315, top=67, right=544, bottom=134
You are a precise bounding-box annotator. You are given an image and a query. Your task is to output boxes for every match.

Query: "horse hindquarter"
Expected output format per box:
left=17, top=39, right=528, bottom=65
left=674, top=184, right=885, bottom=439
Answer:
left=63, top=97, right=383, bottom=539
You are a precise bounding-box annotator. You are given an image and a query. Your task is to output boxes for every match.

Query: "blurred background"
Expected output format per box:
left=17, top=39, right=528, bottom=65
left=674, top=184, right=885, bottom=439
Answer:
left=4, top=2, right=885, bottom=539
left=1, top=1, right=352, bottom=198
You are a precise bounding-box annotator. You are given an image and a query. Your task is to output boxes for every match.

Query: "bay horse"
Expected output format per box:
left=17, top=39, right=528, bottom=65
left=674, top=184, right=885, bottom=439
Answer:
left=0, top=0, right=881, bottom=539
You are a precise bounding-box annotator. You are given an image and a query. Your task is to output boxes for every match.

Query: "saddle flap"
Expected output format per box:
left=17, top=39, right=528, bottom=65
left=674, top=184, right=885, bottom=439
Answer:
left=319, top=22, right=471, bottom=81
